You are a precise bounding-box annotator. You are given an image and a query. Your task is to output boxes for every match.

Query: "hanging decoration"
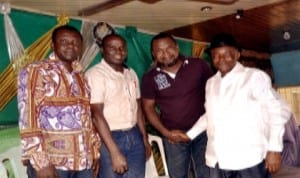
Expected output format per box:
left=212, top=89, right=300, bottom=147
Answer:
left=1, top=2, right=24, bottom=62
left=80, top=21, right=116, bottom=70
left=93, top=21, right=115, bottom=48
left=79, top=20, right=99, bottom=71
left=0, top=12, right=70, bottom=111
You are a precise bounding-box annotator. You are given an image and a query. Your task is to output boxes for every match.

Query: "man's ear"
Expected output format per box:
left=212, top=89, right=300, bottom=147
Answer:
left=50, top=42, right=54, bottom=50
left=235, top=50, right=241, bottom=61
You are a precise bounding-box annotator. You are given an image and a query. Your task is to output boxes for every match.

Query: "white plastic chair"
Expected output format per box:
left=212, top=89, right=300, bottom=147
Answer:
left=145, top=134, right=169, bottom=178
left=0, top=162, right=8, bottom=178
left=0, top=145, right=27, bottom=178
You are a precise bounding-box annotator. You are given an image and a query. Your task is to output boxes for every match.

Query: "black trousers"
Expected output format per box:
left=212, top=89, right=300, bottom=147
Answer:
left=210, top=160, right=271, bottom=178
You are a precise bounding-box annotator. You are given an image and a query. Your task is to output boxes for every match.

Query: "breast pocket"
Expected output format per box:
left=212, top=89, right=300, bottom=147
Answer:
left=127, top=79, right=139, bottom=99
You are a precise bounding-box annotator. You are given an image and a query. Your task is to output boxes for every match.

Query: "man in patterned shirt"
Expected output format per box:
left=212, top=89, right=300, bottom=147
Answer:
left=17, top=25, right=100, bottom=178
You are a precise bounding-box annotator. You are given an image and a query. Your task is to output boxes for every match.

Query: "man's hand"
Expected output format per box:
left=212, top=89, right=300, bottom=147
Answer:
left=265, top=151, right=282, bottom=173
left=36, top=164, right=58, bottom=178
left=143, top=136, right=152, bottom=160
left=92, top=158, right=100, bottom=178
left=167, top=130, right=191, bottom=143
left=111, top=150, right=128, bottom=174
left=22, top=159, right=30, bottom=166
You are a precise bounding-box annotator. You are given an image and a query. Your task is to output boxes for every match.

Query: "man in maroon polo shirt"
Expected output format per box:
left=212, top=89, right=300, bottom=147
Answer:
left=141, top=32, right=213, bottom=178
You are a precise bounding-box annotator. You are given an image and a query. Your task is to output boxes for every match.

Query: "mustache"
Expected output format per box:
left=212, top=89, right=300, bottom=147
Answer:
left=157, top=58, right=179, bottom=68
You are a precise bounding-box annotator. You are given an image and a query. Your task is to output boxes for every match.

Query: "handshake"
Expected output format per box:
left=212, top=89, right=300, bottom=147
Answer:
left=166, top=130, right=191, bottom=144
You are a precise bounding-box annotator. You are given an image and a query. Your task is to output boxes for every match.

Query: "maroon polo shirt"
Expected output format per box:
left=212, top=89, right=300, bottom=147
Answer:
left=141, top=57, right=213, bottom=131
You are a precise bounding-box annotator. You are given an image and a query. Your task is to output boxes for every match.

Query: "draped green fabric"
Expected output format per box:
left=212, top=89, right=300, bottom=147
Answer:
left=0, top=9, right=193, bottom=125
left=119, top=26, right=153, bottom=81
left=0, top=9, right=81, bottom=125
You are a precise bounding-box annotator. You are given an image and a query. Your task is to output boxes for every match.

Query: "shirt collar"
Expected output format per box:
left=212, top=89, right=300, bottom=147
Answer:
left=48, top=52, right=73, bottom=74
left=155, top=58, right=189, bottom=72
left=216, top=62, right=244, bottom=80
left=101, top=58, right=130, bottom=74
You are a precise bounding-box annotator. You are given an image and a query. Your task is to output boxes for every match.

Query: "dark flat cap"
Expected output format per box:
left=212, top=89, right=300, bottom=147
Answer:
left=208, top=33, right=240, bottom=51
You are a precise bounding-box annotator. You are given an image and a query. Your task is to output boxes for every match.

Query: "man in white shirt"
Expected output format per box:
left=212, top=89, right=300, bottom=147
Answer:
left=179, top=33, right=291, bottom=178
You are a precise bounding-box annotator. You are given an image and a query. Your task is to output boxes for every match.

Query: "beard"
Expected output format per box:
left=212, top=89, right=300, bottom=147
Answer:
left=157, top=58, right=179, bottom=68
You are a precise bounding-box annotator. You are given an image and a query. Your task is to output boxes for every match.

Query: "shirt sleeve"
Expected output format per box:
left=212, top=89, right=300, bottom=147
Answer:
left=141, top=72, right=156, bottom=99
left=18, top=66, right=51, bottom=170
left=201, top=60, right=214, bottom=81
left=186, top=113, right=208, bottom=140
left=85, top=69, right=105, bottom=104
left=251, top=71, right=291, bottom=152
left=132, top=70, right=141, bottom=99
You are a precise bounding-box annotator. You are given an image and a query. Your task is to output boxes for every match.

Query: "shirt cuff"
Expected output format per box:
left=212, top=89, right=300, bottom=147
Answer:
left=268, top=126, right=285, bottom=152
left=30, top=152, right=51, bottom=171
left=186, top=115, right=207, bottom=140
left=186, top=127, right=201, bottom=140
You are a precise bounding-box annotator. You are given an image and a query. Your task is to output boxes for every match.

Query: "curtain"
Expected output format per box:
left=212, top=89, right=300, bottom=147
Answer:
left=0, top=15, right=69, bottom=111
left=192, top=41, right=207, bottom=58
left=120, top=26, right=153, bottom=81
left=277, top=86, right=300, bottom=124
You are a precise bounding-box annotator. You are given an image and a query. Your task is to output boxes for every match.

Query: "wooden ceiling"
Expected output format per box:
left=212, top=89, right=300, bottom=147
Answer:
left=165, top=0, right=300, bottom=53
left=5, top=0, right=299, bottom=53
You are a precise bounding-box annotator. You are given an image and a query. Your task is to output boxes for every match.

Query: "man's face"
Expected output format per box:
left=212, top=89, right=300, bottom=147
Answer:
left=152, top=37, right=179, bottom=68
left=102, top=36, right=127, bottom=66
left=211, top=46, right=240, bottom=77
left=52, top=29, right=82, bottom=63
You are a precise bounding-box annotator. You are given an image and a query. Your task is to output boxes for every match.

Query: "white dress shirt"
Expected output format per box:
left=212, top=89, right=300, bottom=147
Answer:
left=187, top=62, right=291, bottom=170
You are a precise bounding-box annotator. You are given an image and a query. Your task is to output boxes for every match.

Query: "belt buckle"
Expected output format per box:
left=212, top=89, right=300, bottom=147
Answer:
left=121, top=127, right=132, bottom=131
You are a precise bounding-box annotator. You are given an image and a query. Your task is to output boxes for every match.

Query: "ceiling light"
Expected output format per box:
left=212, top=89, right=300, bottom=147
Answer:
left=235, top=9, right=244, bottom=19
left=201, top=6, right=212, bottom=12
left=283, top=30, right=291, bottom=40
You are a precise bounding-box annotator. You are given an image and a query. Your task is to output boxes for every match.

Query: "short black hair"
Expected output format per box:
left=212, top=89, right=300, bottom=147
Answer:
left=101, top=33, right=126, bottom=48
left=151, top=32, right=177, bottom=52
left=52, top=25, right=82, bottom=42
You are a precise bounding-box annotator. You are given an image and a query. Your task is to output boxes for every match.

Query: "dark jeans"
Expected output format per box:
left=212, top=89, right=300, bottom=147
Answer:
left=26, top=162, right=93, bottom=178
left=98, top=126, right=146, bottom=178
left=210, top=161, right=271, bottom=178
left=163, top=132, right=209, bottom=178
